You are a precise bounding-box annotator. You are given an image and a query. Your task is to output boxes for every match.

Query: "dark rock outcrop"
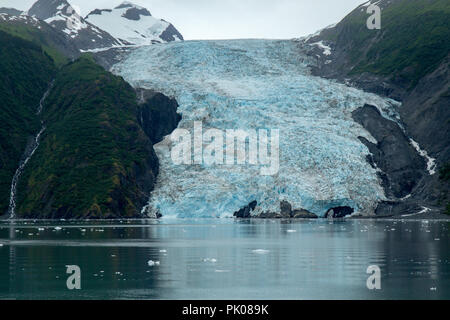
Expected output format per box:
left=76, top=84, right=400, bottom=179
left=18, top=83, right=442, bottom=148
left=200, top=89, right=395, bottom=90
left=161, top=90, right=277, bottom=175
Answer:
left=352, top=105, right=426, bottom=199
left=292, top=209, right=318, bottom=219
left=235, top=200, right=319, bottom=219
left=160, top=23, right=184, bottom=42
left=86, top=9, right=112, bottom=16
left=280, top=200, right=292, bottom=218
left=325, top=206, right=354, bottom=218
left=137, top=89, right=182, bottom=145
left=121, top=7, right=152, bottom=20
left=233, top=201, right=257, bottom=218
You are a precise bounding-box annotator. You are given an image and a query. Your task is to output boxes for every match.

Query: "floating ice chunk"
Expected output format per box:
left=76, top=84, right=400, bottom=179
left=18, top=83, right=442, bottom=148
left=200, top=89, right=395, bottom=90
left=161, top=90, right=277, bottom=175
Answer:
left=203, top=258, right=217, bottom=263
left=159, top=249, right=167, bottom=253
left=38, top=228, right=45, bottom=231
left=252, top=249, right=270, bottom=255
left=54, top=227, right=62, bottom=231
left=402, top=207, right=431, bottom=217
left=148, top=260, right=160, bottom=266
left=286, top=229, right=297, bottom=233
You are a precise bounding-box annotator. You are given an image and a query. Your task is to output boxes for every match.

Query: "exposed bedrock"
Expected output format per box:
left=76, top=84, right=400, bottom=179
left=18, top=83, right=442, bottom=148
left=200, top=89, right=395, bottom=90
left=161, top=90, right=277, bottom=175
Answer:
left=233, top=200, right=257, bottom=218
left=136, top=89, right=182, bottom=144
left=325, top=206, right=355, bottom=219
left=352, top=104, right=426, bottom=199
left=351, top=104, right=443, bottom=216
left=235, top=200, right=319, bottom=219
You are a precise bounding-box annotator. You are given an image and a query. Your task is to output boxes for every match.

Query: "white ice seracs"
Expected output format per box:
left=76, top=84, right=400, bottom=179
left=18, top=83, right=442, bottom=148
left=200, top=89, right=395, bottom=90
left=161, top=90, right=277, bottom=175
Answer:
left=112, top=39, right=401, bottom=218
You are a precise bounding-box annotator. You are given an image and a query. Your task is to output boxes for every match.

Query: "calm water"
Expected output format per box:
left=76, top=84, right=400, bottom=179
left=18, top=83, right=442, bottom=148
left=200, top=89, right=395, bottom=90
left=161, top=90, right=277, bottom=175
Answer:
left=0, top=219, right=449, bottom=300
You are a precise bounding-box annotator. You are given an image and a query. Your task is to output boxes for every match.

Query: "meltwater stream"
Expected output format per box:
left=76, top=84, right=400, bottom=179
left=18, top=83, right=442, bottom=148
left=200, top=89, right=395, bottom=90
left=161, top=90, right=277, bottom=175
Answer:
left=7, top=83, right=52, bottom=219
left=112, top=40, right=401, bottom=218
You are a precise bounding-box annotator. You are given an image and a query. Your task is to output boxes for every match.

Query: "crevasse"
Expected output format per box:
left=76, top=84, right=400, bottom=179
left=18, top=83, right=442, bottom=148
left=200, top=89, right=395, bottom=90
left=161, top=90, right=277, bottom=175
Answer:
left=112, top=39, right=401, bottom=218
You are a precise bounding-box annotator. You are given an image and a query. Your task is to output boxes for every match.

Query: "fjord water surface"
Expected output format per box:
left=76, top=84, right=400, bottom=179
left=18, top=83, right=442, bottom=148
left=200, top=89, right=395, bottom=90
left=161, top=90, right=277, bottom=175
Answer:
left=0, top=219, right=449, bottom=299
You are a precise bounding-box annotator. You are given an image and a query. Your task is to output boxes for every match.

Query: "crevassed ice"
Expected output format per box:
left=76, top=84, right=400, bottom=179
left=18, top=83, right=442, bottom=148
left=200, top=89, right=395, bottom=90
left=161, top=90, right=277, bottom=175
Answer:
left=112, top=39, right=401, bottom=218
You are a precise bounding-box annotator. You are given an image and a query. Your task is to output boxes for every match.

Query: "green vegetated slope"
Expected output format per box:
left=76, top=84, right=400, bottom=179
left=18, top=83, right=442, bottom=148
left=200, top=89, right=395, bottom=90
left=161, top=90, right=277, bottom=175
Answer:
left=322, top=0, right=450, bottom=88
left=0, top=20, right=72, bottom=67
left=0, top=30, right=56, bottom=214
left=16, top=55, right=158, bottom=219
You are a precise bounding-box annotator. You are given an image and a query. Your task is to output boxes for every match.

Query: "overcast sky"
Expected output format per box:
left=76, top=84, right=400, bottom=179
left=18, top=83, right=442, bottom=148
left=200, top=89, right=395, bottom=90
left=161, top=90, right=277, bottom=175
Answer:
left=0, top=0, right=366, bottom=40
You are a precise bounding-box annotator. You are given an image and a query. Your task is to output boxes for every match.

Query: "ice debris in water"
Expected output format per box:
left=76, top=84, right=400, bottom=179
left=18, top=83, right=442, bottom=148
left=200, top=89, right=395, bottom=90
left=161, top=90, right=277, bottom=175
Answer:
left=148, top=260, right=160, bottom=266
left=252, top=249, right=270, bottom=255
left=203, top=258, right=217, bottom=263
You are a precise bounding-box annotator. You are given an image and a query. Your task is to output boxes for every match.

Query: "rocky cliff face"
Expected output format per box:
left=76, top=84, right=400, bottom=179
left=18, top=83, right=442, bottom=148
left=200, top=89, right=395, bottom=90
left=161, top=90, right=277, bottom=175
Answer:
left=298, top=0, right=450, bottom=216
left=136, top=89, right=182, bottom=144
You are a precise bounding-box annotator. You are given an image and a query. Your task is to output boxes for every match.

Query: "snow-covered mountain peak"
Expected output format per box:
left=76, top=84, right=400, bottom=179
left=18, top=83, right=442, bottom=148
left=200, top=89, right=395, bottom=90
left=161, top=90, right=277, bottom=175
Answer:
left=28, top=0, right=77, bottom=24
left=26, top=0, right=122, bottom=50
left=86, top=2, right=183, bottom=45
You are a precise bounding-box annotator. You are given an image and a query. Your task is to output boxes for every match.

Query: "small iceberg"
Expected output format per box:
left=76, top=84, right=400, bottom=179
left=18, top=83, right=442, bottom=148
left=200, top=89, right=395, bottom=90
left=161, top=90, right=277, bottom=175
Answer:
left=252, top=249, right=270, bottom=255
left=148, top=260, right=160, bottom=267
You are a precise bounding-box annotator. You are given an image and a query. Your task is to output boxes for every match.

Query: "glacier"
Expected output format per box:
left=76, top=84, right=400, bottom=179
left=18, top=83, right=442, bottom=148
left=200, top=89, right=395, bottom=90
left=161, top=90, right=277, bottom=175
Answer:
left=112, top=39, right=401, bottom=218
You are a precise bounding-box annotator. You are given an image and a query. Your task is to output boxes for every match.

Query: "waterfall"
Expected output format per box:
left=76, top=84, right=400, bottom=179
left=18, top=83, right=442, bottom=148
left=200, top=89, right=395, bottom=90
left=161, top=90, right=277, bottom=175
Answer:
left=7, top=83, right=53, bottom=219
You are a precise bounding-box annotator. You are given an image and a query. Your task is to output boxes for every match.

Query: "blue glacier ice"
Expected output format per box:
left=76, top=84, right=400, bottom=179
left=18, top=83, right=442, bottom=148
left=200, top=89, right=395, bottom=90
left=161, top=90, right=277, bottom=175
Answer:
left=112, top=39, right=401, bottom=218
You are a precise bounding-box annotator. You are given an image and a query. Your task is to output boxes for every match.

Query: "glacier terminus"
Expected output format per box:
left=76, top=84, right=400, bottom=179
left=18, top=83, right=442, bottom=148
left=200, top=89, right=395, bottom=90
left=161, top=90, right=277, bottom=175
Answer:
left=112, top=39, right=402, bottom=218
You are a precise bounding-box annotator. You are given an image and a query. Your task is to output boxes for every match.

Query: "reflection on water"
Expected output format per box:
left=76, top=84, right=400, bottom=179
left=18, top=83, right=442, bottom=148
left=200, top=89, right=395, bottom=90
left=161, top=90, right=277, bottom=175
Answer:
left=0, top=219, right=449, bottom=299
